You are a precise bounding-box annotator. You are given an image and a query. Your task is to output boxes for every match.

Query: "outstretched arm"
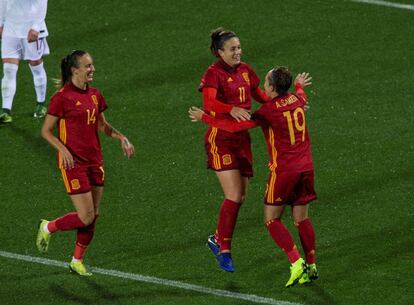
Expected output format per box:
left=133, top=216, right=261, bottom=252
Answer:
left=203, top=87, right=251, bottom=122
left=97, top=113, right=135, bottom=159
left=294, top=72, right=312, bottom=103
left=189, top=106, right=257, bottom=133
left=251, top=87, right=271, bottom=104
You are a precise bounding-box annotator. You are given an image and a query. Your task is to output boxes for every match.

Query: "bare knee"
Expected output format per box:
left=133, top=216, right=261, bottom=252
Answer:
left=78, top=210, right=95, bottom=226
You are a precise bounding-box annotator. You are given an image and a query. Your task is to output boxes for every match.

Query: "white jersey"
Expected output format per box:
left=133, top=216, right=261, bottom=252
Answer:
left=0, top=0, right=48, bottom=39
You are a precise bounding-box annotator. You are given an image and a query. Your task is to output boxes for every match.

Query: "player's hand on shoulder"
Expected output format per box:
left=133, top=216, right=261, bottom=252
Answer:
left=230, top=106, right=250, bottom=122
left=121, top=137, right=134, bottom=159
left=295, top=72, right=312, bottom=87
left=188, top=106, right=204, bottom=122
left=27, top=29, right=39, bottom=42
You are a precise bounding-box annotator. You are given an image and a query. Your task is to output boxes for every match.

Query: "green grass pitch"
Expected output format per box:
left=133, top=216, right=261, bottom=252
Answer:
left=0, top=0, right=413, bottom=304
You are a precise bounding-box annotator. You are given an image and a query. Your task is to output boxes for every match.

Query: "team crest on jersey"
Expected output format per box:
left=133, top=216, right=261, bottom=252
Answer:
left=242, top=72, right=250, bottom=85
left=222, top=154, right=232, bottom=165
left=75, top=101, right=82, bottom=106
left=71, top=179, right=80, bottom=190
left=276, top=197, right=282, bottom=202
left=227, top=77, right=233, bottom=82
left=91, top=95, right=98, bottom=105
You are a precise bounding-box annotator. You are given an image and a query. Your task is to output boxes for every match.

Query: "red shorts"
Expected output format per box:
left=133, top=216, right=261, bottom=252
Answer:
left=60, top=165, right=105, bottom=195
left=264, top=170, right=316, bottom=206
left=204, top=128, right=253, bottom=177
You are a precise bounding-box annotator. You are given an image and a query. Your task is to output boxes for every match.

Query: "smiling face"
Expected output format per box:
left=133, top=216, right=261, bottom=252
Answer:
left=217, top=37, right=242, bottom=67
left=71, top=53, right=95, bottom=86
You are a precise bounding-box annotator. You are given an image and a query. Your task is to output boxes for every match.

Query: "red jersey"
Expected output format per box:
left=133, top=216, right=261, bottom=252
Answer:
left=48, top=82, right=108, bottom=168
left=199, top=60, right=260, bottom=116
left=199, top=60, right=260, bottom=140
left=202, top=85, right=314, bottom=173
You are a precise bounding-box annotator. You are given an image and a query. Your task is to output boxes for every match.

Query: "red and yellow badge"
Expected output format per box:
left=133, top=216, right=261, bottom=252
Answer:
left=222, top=154, right=232, bottom=165
left=242, top=72, right=250, bottom=85
left=91, top=95, right=99, bottom=105
left=71, top=179, right=81, bottom=190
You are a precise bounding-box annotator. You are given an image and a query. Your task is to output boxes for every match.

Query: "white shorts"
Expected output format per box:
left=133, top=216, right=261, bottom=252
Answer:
left=1, top=35, right=50, bottom=61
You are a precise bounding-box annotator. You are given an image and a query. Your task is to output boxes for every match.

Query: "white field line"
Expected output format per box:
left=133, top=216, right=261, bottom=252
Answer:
left=350, top=0, right=414, bottom=11
left=0, top=250, right=302, bottom=305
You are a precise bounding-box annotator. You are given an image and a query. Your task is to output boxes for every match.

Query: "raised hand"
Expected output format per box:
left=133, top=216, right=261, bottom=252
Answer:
left=295, top=72, right=312, bottom=87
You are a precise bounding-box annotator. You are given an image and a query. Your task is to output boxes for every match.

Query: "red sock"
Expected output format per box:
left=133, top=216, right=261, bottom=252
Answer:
left=47, top=212, right=86, bottom=233
left=217, top=199, right=241, bottom=252
left=73, top=216, right=98, bottom=260
left=297, top=218, right=316, bottom=264
left=266, top=218, right=301, bottom=263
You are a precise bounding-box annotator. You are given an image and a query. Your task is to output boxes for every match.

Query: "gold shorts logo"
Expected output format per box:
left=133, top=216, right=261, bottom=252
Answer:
left=71, top=179, right=81, bottom=190
left=222, top=154, right=232, bottom=165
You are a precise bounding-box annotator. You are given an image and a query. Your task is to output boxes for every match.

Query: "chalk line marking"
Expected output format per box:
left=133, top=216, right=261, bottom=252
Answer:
left=0, top=250, right=302, bottom=305
left=350, top=0, right=414, bottom=11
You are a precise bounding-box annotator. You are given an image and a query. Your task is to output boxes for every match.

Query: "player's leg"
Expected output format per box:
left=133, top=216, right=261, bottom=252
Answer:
left=292, top=171, right=318, bottom=284
left=0, top=36, right=22, bottom=122
left=207, top=170, right=244, bottom=272
left=64, top=191, right=95, bottom=276
left=24, top=37, right=49, bottom=117
left=264, top=171, right=306, bottom=287
left=36, top=167, right=94, bottom=253
left=72, top=186, right=103, bottom=264
left=265, top=204, right=305, bottom=287
left=215, top=170, right=244, bottom=251
left=28, top=59, right=47, bottom=117
left=0, top=58, right=19, bottom=123
left=293, top=205, right=318, bottom=284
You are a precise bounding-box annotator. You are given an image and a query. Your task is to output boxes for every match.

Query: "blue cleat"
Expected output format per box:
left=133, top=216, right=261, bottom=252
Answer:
left=207, top=235, right=235, bottom=272
left=217, top=252, right=235, bottom=272
left=207, top=235, right=220, bottom=256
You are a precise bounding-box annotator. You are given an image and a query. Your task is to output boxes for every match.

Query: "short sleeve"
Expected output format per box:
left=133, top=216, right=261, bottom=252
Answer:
left=198, top=67, right=219, bottom=92
left=98, top=92, right=108, bottom=113
left=47, top=92, right=65, bottom=117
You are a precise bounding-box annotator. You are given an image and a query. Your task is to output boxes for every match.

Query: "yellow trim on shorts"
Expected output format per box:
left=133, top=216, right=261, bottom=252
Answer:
left=60, top=168, right=71, bottom=193
left=268, top=127, right=278, bottom=171
left=208, top=127, right=221, bottom=170
left=266, top=170, right=276, bottom=203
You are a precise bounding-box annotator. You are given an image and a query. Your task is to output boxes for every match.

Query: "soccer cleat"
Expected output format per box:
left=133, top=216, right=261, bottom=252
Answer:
left=0, top=112, right=12, bottom=123
left=33, top=104, right=47, bottom=118
left=207, top=235, right=220, bottom=256
left=299, top=263, right=319, bottom=284
left=217, top=252, right=235, bottom=272
left=69, top=261, right=92, bottom=276
left=285, top=258, right=306, bottom=288
left=36, top=219, right=51, bottom=253
left=207, top=235, right=235, bottom=272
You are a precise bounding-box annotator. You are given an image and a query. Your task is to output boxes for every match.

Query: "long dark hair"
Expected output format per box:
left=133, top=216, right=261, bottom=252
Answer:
left=60, top=50, right=87, bottom=87
left=210, top=27, right=237, bottom=57
left=269, top=67, right=292, bottom=95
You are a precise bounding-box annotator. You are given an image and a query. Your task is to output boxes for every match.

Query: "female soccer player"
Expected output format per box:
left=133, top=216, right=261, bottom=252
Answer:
left=190, top=67, right=318, bottom=287
left=199, top=27, right=269, bottom=272
left=36, top=50, right=135, bottom=276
